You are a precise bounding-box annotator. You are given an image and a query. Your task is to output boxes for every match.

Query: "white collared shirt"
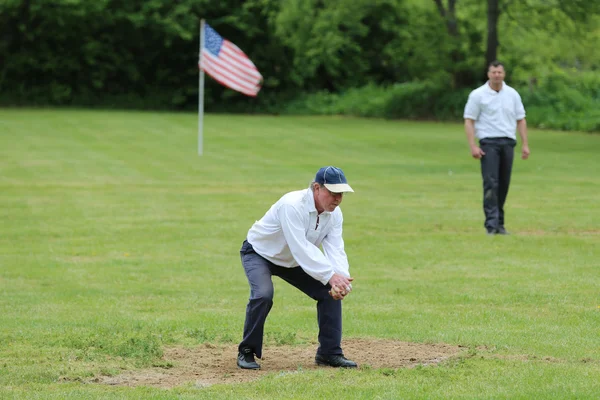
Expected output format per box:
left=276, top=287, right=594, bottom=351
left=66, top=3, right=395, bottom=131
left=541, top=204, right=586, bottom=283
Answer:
left=464, top=81, right=526, bottom=140
left=246, top=187, right=350, bottom=285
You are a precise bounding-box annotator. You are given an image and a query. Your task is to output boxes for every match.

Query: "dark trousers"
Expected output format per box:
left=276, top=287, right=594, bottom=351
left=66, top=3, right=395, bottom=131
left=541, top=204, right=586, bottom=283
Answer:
left=238, top=240, right=342, bottom=359
left=479, top=137, right=517, bottom=230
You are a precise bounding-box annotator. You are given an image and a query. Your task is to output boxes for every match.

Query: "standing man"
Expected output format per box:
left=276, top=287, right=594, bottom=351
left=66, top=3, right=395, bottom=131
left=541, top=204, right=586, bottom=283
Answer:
left=237, top=166, right=357, bottom=370
left=464, top=61, right=530, bottom=235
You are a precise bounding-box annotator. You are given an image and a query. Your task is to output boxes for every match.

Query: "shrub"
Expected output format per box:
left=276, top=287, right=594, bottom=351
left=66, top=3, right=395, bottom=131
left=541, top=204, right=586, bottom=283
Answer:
left=283, top=73, right=599, bottom=132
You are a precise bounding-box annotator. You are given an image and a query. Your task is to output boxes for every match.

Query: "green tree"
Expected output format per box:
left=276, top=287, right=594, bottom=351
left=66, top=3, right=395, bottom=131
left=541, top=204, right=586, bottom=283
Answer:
left=485, top=0, right=499, bottom=70
left=484, top=0, right=600, bottom=78
left=275, top=0, right=417, bottom=90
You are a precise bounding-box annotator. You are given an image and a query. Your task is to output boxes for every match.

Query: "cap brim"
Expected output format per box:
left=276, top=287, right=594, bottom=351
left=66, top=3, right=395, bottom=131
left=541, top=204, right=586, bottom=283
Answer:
left=324, top=183, right=354, bottom=193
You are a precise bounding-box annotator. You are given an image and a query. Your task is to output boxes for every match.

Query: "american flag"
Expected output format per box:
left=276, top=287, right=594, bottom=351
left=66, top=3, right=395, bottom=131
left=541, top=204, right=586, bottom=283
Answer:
left=200, top=23, right=263, bottom=97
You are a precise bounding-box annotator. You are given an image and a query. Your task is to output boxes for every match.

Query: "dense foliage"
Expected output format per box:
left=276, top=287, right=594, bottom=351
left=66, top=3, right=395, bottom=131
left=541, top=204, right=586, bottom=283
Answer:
left=0, top=0, right=598, bottom=131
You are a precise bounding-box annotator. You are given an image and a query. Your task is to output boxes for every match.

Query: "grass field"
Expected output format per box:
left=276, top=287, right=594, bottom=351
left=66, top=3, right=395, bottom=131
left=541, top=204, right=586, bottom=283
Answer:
left=1, top=109, right=599, bottom=399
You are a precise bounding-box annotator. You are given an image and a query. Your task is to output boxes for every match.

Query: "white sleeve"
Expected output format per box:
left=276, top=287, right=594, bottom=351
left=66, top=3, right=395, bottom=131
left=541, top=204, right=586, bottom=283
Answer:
left=322, top=213, right=350, bottom=278
left=514, top=91, right=526, bottom=120
left=278, top=204, right=335, bottom=285
left=463, top=91, right=480, bottom=120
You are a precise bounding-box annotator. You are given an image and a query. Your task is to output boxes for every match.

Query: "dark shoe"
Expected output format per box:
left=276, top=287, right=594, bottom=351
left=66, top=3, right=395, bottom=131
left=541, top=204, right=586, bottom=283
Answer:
left=237, top=348, right=260, bottom=370
left=315, top=354, right=357, bottom=368
left=486, top=227, right=498, bottom=235
left=497, top=227, right=510, bottom=235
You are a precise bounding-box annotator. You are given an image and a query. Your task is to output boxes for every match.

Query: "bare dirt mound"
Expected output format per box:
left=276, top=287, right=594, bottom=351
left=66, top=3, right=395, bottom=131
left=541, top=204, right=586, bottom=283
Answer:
left=95, top=339, right=463, bottom=388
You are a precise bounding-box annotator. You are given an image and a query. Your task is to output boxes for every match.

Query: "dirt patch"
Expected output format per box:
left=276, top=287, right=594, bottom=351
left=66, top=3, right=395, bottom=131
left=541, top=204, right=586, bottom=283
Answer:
left=93, top=339, right=463, bottom=389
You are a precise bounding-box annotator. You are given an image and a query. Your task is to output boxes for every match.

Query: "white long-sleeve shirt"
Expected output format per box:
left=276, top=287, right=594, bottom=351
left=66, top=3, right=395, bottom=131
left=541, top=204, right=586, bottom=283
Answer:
left=246, top=187, right=350, bottom=285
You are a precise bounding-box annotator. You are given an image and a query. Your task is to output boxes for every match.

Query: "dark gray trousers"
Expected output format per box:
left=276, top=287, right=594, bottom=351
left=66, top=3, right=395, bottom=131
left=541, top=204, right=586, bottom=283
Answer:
left=238, top=240, right=342, bottom=359
left=479, top=137, right=517, bottom=230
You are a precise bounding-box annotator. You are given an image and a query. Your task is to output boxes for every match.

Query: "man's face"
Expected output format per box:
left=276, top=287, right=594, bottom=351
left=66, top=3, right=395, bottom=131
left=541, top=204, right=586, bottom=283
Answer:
left=314, top=184, right=343, bottom=212
left=488, top=65, right=505, bottom=84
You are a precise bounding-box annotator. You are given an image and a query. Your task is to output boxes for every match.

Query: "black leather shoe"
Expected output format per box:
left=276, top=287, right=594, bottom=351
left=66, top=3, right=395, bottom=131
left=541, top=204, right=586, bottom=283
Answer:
left=315, top=354, right=357, bottom=368
left=497, top=227, right=510, bottom=235
left=237, top=348, right=260, bottom=369
left=486, top=227, right=498, bottom=235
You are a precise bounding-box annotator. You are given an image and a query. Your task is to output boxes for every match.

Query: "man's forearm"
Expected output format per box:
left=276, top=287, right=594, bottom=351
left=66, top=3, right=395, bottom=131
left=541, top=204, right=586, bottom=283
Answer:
left=517, top=119, right=528, bottom=145
left=464, top=119, right=477, bottom=147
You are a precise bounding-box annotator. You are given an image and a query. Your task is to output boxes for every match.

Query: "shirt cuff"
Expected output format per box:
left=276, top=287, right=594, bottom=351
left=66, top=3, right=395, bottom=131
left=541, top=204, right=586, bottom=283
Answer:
left=321, top=270, right=335, bottom=285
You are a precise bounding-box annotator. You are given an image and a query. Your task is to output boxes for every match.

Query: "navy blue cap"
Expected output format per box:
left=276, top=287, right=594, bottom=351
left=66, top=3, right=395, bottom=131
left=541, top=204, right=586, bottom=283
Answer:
left=315, top=166, right=354, bottom=193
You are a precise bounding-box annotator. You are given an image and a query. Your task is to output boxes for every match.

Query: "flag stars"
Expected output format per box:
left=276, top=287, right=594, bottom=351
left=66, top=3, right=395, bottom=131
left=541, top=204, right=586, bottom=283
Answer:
left=204, top=25, right=223, bottom=56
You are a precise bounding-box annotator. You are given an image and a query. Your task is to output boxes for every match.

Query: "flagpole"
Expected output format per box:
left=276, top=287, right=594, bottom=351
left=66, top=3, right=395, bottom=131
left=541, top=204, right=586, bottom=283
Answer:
left=198, top=19, right=205, bottom=156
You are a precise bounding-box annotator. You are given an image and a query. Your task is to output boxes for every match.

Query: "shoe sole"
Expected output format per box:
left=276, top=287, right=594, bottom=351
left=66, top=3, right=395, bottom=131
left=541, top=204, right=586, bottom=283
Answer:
left=237, top=363, right=260, bottom=370
left=315, top=361, right=357, bottom=368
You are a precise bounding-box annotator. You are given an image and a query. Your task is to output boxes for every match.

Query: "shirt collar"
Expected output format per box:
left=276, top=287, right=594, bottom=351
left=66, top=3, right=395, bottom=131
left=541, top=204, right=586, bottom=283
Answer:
left=485, top=80, right=504, bottom=93
left=304, top=185, right=330, bottom=215
left=305, top=185, right=317, bottom=214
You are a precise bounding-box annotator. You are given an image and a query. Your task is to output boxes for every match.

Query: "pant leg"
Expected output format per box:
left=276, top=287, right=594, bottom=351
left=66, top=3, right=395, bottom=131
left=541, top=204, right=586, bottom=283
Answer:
left=498, top=139, right=516, bottom=227
left=274, top=267, right=343, bottom=356
left=479, top=139, right=502, bottom=230
left=238, top=240, right=275, bottom=359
